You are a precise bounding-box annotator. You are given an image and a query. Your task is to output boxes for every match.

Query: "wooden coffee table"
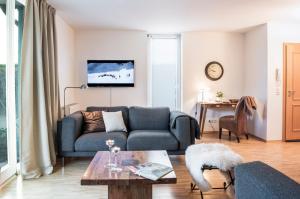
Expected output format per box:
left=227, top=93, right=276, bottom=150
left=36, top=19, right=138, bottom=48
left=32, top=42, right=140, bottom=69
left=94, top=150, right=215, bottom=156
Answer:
left=81, top=150, right=177, bottom=199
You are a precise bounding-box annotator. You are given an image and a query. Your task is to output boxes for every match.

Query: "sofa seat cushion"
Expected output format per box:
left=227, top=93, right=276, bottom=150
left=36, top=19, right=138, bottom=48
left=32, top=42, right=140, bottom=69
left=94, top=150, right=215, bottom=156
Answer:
left=75, top=132, right=127, bottom=152
left=127, top=130, right=178, bottom=151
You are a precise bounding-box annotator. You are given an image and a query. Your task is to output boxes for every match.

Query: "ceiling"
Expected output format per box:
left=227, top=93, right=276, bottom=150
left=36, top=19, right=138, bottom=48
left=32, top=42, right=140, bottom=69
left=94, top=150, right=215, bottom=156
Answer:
left=48, top=0, right=300, bottom=32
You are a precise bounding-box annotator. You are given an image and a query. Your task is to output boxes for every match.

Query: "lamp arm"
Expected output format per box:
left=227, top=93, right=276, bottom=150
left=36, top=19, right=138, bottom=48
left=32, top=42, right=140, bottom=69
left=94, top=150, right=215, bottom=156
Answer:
left=63, top=86, right=81, bottom=117
left=65, top=86, right=81, bottom=90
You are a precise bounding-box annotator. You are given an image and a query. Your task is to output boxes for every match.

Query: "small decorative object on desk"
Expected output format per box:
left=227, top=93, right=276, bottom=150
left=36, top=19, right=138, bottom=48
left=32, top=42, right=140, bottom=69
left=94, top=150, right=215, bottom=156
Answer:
left=105, top=139, right=116, bottom=168
left=110, top=146, right=122, bottom=172
left=128, top=162, right=173, bottom=181
left=216, top=91, right=224, bottom=102
left=229, top=99, right=239, bottom=103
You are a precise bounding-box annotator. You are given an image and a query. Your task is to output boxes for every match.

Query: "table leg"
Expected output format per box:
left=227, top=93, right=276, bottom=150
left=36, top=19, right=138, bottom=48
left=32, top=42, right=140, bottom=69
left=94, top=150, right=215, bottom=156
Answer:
left=199, top=105, right=204, bottom=137
left=200, top=106, right=207, bottom=136
left=108, top=184, right=152, bottom=199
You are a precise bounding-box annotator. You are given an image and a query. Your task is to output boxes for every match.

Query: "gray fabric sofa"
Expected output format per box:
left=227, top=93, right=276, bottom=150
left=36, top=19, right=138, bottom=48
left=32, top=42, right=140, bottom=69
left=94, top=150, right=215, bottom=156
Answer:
left=57, top=106, right=199, bottom=157
left=235, top=161, right=300, bottom=199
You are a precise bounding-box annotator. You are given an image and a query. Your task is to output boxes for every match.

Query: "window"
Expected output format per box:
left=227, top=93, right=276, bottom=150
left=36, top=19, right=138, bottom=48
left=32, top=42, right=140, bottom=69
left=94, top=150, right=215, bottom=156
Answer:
left=148, top=34, right=181, bottom=110
left=0, top=0, right=24, bottom=184
left=0, top=1, right=8, bottom=170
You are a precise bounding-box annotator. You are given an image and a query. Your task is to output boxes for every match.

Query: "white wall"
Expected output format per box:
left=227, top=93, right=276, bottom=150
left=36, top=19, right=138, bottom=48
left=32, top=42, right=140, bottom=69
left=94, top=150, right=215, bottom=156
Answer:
left=182, top=32, right=245, bottom=131
left=266, top=22, right=300, bottom=140
left=56, top=15, right=76, bottom=110
left=244, top=25, right=268, bottom=140
left=242, top=22, right=300, bottom=141
left=74, top=30, right=148, bottom=109
left=62, top=29, right=245, bottom=132
left=56, top=18, right=300, bottom=139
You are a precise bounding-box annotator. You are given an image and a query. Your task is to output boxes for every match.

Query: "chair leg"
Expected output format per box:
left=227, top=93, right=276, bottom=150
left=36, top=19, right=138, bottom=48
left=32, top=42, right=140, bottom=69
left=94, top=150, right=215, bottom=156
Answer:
left=245, top=134, right=249, bottom=140
left=236, top=136, right=240, bottom=143
left=62, top=157, right=65, bottom=167
left=229, top=131, right=231, bottom=140
left=219, top=128, right=222, bottom=139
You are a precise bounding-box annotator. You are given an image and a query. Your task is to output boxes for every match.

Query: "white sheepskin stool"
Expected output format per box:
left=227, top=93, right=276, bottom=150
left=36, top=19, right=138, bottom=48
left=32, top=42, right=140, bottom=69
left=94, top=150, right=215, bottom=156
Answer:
left=185, top=143, right=243, bottom=194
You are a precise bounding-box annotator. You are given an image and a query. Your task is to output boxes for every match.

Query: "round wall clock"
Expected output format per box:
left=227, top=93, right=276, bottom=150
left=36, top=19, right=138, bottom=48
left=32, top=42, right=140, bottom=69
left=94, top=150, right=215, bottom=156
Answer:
left=205, top=61, right=224, bottom=81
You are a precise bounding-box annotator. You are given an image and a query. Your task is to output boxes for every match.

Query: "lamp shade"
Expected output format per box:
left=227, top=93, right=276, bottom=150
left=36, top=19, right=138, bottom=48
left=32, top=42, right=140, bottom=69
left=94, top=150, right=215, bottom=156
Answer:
left=197, top=87, right=210, bottom=102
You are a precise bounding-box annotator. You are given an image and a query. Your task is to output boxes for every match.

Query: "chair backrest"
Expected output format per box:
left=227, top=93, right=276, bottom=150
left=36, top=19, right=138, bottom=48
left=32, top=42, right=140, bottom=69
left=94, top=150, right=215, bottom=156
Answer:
left=234, top=98, right=244, bottom=121
left=234, top=96, right=257, bottom=120
left=234, top=96, right=257, bottom=134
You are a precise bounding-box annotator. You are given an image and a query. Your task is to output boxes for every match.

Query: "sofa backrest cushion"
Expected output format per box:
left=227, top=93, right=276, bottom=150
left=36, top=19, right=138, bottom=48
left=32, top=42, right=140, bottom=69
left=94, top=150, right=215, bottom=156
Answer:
left=86, top=106, right=129, bottom=130
left=129, top=106, right=170, bottom=130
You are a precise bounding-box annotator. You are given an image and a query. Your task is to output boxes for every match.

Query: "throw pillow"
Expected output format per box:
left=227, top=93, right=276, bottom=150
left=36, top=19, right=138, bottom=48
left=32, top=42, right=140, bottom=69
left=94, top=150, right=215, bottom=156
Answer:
left=102, top=111, right=127, bottom=132
left=81, top=111, right=106, bottom=134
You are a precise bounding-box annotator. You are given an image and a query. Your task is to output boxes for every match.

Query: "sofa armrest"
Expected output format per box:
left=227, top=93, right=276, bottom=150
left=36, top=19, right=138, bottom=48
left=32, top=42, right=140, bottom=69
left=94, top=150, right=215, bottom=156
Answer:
left=235, top=161, right=300, bottom=199
left=170, top=111, right=194, bottom=150
left=58, top=111, right=83, bottom=154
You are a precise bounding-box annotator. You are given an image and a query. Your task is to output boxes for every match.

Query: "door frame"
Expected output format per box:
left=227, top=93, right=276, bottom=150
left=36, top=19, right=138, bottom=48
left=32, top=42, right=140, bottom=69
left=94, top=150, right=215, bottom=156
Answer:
left=147, top=34, right=182, bottom=110
left=282, top=43, right=300, bottom=141
left=283, top=43, right=287, bottom=141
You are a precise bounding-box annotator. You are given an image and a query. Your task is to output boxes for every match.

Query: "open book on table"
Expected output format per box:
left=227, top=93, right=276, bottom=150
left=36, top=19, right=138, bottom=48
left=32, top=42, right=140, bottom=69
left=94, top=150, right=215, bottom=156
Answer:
left=128, top=162, right=173, bottom=181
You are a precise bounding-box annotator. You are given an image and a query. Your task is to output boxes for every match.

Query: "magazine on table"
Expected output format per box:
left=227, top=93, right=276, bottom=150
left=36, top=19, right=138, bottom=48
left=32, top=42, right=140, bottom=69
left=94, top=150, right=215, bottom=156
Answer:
left=127, top=162, right=173, bottom=181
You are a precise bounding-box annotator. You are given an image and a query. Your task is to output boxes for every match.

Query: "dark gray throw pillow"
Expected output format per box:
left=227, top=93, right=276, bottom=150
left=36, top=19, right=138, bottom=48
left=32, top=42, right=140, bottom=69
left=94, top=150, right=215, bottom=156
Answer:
left=81, top=111, right=106, bottom=134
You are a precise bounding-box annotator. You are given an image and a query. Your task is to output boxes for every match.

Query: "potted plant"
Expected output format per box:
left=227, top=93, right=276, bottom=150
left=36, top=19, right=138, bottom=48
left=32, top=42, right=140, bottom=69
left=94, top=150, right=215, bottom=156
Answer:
left=216, top=91, right=224, bottom=102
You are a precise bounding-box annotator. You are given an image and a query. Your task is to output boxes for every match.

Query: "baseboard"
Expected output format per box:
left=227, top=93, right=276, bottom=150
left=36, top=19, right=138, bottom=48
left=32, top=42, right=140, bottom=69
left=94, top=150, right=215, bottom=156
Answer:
left=249, top=134, right=284, bottom=142
left=248, top=134, right=267, bottom=142
left=202, top=131, right=282, bottom=142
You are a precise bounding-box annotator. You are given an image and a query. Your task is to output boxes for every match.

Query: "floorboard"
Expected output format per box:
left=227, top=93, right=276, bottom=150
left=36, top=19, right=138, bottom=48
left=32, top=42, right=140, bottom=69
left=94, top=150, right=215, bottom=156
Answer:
left=1, top=132, right=300, bottom=199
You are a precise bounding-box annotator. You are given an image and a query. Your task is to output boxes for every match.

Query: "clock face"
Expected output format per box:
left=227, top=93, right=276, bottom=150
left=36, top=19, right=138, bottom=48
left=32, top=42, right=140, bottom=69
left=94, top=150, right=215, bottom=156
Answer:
left=205, top=62, right=224, bottom=81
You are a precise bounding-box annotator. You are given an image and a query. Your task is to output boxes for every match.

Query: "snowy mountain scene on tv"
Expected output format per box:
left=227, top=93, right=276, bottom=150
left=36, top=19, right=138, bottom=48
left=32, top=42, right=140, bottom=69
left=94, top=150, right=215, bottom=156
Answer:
left=87, top=60, right=134, bottom=86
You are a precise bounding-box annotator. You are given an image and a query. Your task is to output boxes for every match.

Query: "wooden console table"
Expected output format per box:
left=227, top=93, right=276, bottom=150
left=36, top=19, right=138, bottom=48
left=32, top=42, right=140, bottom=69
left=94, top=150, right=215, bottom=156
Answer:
left=198, top=102, right=238, bottom=137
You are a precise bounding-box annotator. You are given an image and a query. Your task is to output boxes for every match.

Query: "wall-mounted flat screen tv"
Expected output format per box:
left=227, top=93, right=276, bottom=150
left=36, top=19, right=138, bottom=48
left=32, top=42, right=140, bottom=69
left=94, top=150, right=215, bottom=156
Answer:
left=87, top=60, right=134, bottom=87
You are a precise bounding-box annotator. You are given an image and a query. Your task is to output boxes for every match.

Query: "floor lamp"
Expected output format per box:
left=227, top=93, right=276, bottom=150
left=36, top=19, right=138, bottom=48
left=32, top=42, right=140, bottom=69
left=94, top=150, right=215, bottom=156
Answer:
left=64, top=84, right=87, bottom=117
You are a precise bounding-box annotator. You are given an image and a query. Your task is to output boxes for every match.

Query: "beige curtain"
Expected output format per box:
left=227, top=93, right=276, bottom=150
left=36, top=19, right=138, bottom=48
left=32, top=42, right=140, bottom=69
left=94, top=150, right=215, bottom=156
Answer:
left=21, top=0, right=60, bottom=179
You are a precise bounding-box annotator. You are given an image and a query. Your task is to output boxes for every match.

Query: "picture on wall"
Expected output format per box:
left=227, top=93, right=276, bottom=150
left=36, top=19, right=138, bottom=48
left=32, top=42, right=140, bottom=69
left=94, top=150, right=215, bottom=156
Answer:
left=87, top=60, right=134, bottom=87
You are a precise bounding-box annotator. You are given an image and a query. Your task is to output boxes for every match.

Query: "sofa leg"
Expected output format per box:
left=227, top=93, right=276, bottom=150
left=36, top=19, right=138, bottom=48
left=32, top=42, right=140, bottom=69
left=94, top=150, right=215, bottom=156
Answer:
left=219, top=128, right=222, bottom=139
left=229, top=131, right=231, bottom=140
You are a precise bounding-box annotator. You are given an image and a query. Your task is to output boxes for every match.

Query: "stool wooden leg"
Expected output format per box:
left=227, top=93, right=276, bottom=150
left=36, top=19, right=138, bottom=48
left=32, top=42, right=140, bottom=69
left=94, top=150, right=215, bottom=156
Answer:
left=236, top=136, right=240, bottom=143
left=229, top=131, right=231, bottom=140
left=219, top=128, right=222, bottom=139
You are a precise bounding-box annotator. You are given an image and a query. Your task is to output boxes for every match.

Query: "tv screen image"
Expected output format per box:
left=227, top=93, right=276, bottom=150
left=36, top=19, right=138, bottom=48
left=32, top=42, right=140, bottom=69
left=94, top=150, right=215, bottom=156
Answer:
left=87, top=60, right=134, bottom=87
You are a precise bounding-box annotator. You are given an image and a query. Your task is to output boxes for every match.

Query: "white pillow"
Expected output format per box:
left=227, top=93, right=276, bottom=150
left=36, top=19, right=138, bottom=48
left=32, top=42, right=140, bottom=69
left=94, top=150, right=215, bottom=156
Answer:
left=102, top=111, right=127, bottom=132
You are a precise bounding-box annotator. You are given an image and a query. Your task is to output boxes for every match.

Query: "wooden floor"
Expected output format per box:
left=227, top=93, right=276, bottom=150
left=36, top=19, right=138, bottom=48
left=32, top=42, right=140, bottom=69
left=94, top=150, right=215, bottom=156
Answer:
left=1, top=132, right=300, bottom=199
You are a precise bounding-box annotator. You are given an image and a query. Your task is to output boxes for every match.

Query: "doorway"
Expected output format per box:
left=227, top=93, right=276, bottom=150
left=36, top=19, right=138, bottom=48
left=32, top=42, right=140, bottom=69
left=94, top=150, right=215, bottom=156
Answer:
left=148, top=34, right=181, bottom=111
left=283, top=43, right=300, bottom=141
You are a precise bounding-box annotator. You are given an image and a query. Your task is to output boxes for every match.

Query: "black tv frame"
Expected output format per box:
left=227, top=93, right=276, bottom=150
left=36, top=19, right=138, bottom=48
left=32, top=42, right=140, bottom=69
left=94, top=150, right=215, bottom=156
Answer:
left=87, top=60, right=135, bottom=87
